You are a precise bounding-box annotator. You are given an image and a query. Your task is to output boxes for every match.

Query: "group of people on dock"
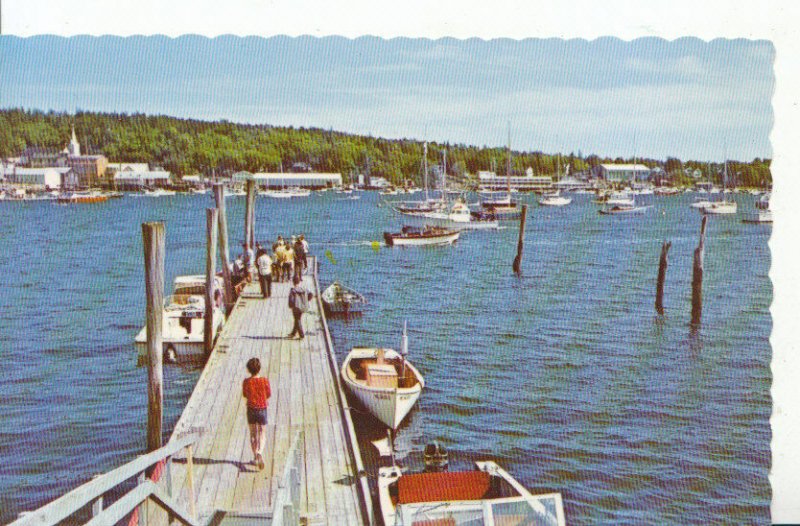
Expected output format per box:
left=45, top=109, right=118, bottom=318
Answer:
left=231, top=234, right=309, bottom=300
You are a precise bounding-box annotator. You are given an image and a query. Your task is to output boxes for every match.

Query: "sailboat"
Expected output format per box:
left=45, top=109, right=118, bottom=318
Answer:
left=599, top=153, right=647, bottom=215
left=701, top=160, right=737, bottom=215
left=479, top=127, right=522, bottom=219
left=539, top=154, right=573, bottom=207
left=393, top=142, right=444, bottom=214
left=396, top=149, right=499, bottom=230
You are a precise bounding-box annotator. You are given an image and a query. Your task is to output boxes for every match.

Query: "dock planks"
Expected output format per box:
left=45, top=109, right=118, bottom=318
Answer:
left=150, top=261, right=368, bottom=524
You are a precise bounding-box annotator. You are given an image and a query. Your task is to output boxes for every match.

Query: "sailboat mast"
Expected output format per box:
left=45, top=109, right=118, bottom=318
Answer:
left=441, top=149, right=447, bottom=204
left=506, top=123, right=512, bottom=199
left=423, top=142, right=429, bottom=202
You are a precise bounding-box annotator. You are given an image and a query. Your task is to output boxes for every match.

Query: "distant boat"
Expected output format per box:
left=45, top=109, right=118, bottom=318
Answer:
left=539, top=154, right=572, bottom=207
left=377, top=458, right=566, bottom=526
left=261, top=187, right=309, bottom=198
left=742, top=193, right=772, bottom=223
left=690, top=198, right=714, bottom=209
left=57, top=190, right=109, bottom=204
left=321, top=281, right=367, bottom=315
left=399, top=200, right=500, bottom=230
left=190, top=187, right=208, bottom=195
left=142, top=188, right=176, bottom=197
left=701, top=160, right=737, bottom=215
left=383, top=225, right=460, bottom=247
left=341, top=324, right=423, bottom=429
left=135, top=275, right=225, bottom=363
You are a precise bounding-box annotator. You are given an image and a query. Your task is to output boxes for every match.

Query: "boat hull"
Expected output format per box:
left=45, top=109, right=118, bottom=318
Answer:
left=135, top=308, right=225, bottom=362
left=341, top=348, right=424, bottom=429
left=398, top=211, right=499, bottom=230
left=383, top=230, right=460, bottom=247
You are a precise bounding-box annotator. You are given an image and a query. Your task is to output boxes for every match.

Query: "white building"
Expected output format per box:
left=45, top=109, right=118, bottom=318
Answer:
left=114, top=170, right=172, bottom=188
left=245, top=172, right=342, bottom=189
left=181, top=174, right=204, bottom=186
left=107, top=162, right=149, bottom=174
left=6, top=167, right=72, bottom=188
left=477, top=170, right=553, bottom=192
left=597, top=164, right=651, bottom=183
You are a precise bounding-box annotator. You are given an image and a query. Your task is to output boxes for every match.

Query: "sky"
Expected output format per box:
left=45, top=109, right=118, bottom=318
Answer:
left=0, top=35, right=774, bottom=162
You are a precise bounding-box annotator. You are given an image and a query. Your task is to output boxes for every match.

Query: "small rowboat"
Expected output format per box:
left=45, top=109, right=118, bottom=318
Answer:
left=341, top=344, right=424, bottom=429
left=383, top=225, right=460, bottom=247
left=321, top=281, right=367, bottom=315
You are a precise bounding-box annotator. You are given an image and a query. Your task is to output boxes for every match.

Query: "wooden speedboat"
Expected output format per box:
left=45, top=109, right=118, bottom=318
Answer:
left=378, top=460, right=566, bottom=526
left=135, top=275, right=225, bottom=363
left=57, top=190, right=109, bottom=204
left=341, top=343, right=423, bottom=429
left=599, top=204, right=647, bottom=215
left=383, top=225, right=459, bottom=247
left=321, top=281, right=367, bottom=315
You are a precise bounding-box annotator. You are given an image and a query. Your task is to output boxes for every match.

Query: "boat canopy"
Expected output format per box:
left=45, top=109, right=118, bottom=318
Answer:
left=395, top=494, right=565, bottom=526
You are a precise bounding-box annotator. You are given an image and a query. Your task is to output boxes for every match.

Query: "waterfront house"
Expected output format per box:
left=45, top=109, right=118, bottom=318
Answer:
left=113, top=168, right=172, bottom=189
left=596, top=164, right=651, bottom=183
left=477, top=169, right=553, bottom=192
left=6, top=166, right=74, bottom=189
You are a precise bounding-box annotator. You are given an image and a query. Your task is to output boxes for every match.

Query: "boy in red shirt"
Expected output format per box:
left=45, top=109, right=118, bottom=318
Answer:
left=242, top=357, right=271, bottom=470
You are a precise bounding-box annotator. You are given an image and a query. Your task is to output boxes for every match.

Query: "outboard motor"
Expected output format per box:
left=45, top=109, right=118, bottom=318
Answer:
left=423, top=441, right=449, bottom=472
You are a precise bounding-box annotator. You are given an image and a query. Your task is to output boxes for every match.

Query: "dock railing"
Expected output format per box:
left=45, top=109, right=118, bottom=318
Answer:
left=270, top=430, right=304, bottom=526
left=11, top=430, right=203, bottom=526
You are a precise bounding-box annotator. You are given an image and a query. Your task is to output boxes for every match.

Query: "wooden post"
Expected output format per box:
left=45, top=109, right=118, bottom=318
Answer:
left=204, top=208, right=219, bottom=355
left=186, top=445, right=197, bottom=520
left=691, top=216, right=708, bottom=327
left=248, top=180, right=257, bottom=249
left=142, top=222, right=164, bottom=453
left=244, top=180, right=254, bottom=255
left=213, top=184, right=234, bottom=307
left=655, top=240, right=672, bottom=315
left=512, top=204, right=528, bottom=274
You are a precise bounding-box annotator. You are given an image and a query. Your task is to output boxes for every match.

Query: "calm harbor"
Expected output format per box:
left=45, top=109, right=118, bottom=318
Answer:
left=0, top=188, right=771, bottom=524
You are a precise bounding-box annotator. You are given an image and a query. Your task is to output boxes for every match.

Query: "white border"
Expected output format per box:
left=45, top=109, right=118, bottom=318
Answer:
left=3, top=0, right=799, bottom=522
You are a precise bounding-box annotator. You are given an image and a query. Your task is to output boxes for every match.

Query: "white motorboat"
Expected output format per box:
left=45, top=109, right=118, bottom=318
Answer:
left=142, top=188, right=176, bottom=197
left=341, top=326, right=423, bottom=429
left=399, top=201, right=500, bottom=230
left=690, top=198, right=714, bottom=209
left=190, top=187, right=208, bottom=195
left=57, top=190, right=109, bottom=204
left=539, top=190, right=572, bottom=207
left=135, top=275, right=225, bottom=363
left=261, top=187, right=309, bottom=198
left=383, top=225, right=460, bottom=247
left=605, top=191, right=635, bottom=207
left=742, top=192, right=772, bottom=224
left=321, top=281, right=367, bottom=315
left=378, top=459, right=566, bottom=526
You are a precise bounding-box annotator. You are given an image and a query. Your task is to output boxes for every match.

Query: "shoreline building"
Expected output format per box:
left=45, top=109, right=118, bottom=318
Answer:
left=234, top=171, right=342, bottom=189
left=477, top=168, right=553, bottom=192
left=595, top=164, right=651, bottom=184
left=109, top=163, right=172, bottom=189
left=18, top=127, right=107, bottom=188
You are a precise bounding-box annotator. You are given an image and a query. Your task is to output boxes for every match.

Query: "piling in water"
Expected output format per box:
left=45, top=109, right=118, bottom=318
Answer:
left=691, top=216, right=708, bottom=327
left=213, top=184, right=235, bottom=309
left=142, top=222, right=164, bottom=452
left=248, top=180, right=256, bottom=249
left=244, top=180, right=255, bottom=254
left=512, top=204, right=528, bottom=274
left=655, top=240, right=672, bottom=315
left=205, top=208, right=219, bottom=355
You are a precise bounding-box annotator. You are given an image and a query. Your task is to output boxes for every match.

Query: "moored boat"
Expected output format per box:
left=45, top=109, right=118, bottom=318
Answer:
left=57, top=190, right=109, bottom=204
left=383, top=225, right=460, bottom=247
left=135, top=275, right=225, bottom=363
left=321, top=281, right=367, bottom=315
left=341, top=326, right=423, bottom=429
left=399, top=200, right=500, bottom=230
left=539, top=190, right=572, bottom=207
left=377, top=459, right=566, bottom=526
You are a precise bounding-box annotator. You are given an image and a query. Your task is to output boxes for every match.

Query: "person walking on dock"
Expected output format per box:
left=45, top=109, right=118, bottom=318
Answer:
left=293, top=236, right=306, bottom=280
left=287, top=274, right=313, bottom=339
left=284, top=243, right=295, bottom=284
left=274, top=242, right=288, bottom=282
left=242, top=357, right=271, bottom=470
left=256, top=247, right=272, bottom=298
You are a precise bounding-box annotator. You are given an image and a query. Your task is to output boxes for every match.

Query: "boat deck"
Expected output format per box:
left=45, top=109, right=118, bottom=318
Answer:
left=146, top=259, right=370, bottom=524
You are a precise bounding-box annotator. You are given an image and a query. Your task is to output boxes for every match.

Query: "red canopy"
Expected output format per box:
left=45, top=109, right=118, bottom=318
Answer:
left=398, top=471, right=492, bottom=504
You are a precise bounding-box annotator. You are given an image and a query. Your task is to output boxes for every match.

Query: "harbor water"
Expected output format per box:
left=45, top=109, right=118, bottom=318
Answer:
left=0, top=191, right=771, bottom=524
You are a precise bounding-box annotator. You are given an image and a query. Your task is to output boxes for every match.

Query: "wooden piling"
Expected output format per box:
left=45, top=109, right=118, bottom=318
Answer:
left=204, top=208, right=219, bottom=355
left=244, top=180, right=255, bottom=254
left=142, top=222, right=165, bottom=453
left=655, top=240, right=672, bottom=315
left=512, top=204, right=528, bottom=274
left=691, top=216, right=708, bottom=327
left=248, top=180, right=256, bottom=249
left=213, top=184, right=235, bottom=308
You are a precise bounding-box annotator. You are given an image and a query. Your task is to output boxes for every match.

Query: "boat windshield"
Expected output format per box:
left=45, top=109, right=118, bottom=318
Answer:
left=395, top=494, right=565, bottom=526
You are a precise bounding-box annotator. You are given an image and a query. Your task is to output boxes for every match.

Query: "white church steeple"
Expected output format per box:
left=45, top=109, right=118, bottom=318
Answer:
left=68, top=125, right=80, bottom=156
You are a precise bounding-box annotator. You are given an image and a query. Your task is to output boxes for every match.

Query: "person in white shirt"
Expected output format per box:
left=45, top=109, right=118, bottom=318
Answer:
left=255, top=248, right=272, bottom=298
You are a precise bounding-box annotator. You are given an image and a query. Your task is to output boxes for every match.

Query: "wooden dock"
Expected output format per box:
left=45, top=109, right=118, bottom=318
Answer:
left=146, top=259, right=371, bottom=525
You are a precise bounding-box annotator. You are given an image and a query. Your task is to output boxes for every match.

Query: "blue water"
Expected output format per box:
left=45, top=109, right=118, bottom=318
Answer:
left=0, top=192, right=771, bottom=524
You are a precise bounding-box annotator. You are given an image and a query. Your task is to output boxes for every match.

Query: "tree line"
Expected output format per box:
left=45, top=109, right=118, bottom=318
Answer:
left=0, top=109, right=771, bottom=187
